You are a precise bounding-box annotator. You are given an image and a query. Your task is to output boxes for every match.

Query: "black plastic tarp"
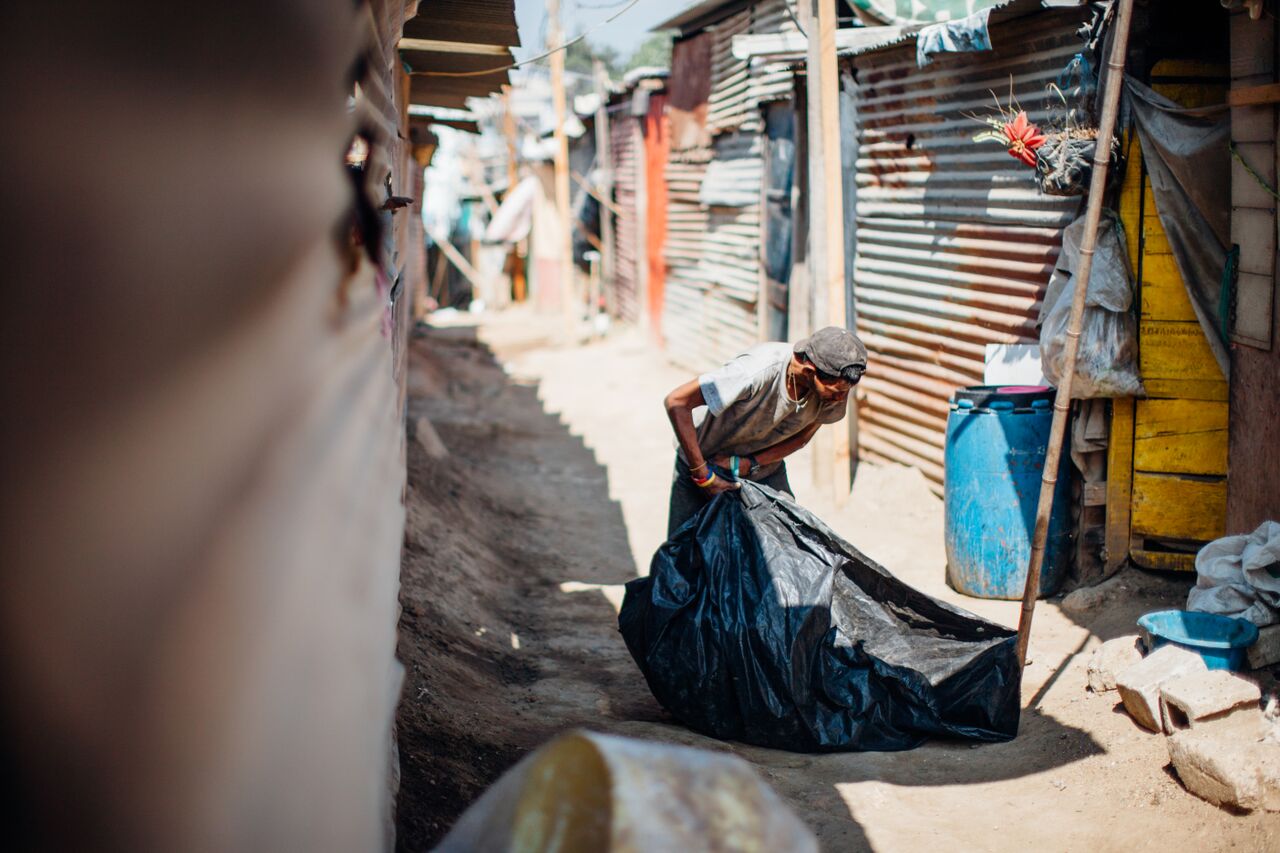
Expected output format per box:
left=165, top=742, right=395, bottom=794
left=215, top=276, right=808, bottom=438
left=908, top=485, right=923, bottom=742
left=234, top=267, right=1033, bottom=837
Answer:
left=620, top=483, right=1022, bottom=752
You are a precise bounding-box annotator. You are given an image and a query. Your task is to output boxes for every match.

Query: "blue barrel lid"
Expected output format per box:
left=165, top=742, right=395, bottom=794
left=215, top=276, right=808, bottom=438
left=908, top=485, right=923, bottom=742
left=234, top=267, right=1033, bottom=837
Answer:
left=952, top=385, right=1055, bottom=409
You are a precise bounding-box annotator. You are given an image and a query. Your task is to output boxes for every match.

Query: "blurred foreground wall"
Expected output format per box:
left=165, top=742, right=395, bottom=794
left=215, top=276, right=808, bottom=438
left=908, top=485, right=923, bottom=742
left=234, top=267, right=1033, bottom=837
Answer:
left=0, top=3, right=413, bottom=850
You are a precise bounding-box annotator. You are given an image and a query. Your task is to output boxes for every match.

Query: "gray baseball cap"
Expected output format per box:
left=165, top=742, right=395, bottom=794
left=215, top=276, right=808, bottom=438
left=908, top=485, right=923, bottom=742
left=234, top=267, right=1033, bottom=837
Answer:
left=794, top=327, right=868, bottom=383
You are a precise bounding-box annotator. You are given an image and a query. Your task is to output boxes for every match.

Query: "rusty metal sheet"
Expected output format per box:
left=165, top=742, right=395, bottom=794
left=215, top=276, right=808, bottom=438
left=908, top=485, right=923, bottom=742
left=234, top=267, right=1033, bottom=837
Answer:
left=644, top=92, right=671, bottom=341
left=669, top=32, right=714, bottom=151
left=845, top=5, right=1090, bottom=491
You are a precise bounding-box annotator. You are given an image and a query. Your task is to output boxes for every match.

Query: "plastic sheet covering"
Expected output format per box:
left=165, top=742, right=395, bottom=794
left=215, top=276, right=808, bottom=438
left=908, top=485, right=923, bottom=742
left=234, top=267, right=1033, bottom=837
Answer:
left=484, top=175, right=538, bottom=243
left=620, top=484, right=1022, bottom=752
left=435, top=730, right=818, bottom=852
left=1188, top=521, right=1280, bottom=628
left=1038, top=212, right=1144, bottom=398
left=1123, top=76, right=1231, bottom=377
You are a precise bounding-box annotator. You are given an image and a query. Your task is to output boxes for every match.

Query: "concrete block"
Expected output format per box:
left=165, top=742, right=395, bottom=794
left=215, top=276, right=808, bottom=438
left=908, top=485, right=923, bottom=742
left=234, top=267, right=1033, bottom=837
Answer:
left=1167, top=716, right=1280, bottom=812
left=1160, top=670, right=1262, bottom=733
left=1247, top=624, right=1280, bottom=670
left=1086, top=635, right=1144, bottom=693
left=1116, top=645, right=1209, bottom=732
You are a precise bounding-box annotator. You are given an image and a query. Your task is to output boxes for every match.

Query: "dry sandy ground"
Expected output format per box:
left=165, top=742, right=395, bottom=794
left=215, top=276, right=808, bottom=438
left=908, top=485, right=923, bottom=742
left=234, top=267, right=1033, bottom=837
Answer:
left=394, top=307, right=1279, bottom=851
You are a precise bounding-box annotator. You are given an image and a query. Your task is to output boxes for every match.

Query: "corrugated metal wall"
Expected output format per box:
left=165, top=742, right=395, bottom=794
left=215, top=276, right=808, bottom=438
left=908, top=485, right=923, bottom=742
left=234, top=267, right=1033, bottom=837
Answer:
left=707, top=9, right=755, bottom=134
left=661, top=2, right=802, bottom=370
left=664, top=32, right=714, bottom=368
left=663, top=150, right=714, bottom=368
left=610, top=103, right=642, bottom=323
left=749, top=0, right=801, bottom=105
left=697, top=131, right=765, bottom=359
left=845, top=6, right=1089, bottom=489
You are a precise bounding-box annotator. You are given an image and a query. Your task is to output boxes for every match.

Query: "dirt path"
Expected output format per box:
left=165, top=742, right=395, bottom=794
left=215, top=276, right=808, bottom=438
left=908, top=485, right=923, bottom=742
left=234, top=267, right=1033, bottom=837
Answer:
left=395, top=308, right=1278, bottom=851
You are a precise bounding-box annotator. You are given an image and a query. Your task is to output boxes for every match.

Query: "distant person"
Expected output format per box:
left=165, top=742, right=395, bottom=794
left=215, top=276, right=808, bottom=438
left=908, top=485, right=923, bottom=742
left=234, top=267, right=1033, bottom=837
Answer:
left=662, top=327, right=868, bottom=537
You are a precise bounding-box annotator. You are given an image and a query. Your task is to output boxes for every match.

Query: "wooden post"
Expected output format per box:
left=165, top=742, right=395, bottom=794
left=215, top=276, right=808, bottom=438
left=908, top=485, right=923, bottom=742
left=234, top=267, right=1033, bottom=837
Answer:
left=593, top=59, right=617, bottom=317
left=1016, top=0, right=1136, bottom=669
left=799, top=0, right=850, bottom=504
left=549, top=0, right=576, bottom=337
left=501, top=85, right=526, bottom=302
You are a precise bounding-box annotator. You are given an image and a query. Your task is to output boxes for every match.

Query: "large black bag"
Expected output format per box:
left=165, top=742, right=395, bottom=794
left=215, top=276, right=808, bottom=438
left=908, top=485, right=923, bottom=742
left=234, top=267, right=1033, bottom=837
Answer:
left=619, top=483, right=1021, bottom=752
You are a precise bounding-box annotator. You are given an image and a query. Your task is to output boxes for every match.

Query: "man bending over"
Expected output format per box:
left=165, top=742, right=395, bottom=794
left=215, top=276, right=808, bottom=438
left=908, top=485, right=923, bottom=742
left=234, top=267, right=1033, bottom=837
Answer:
left=663, top=327, right=868, bottom=537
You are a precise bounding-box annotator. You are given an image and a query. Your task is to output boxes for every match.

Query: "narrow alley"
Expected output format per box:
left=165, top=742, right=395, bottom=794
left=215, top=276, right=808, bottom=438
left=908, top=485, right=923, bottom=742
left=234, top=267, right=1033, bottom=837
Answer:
left=7, top=1, right=1279, bottom=851
left=394, top=308, right=1277, bottom=851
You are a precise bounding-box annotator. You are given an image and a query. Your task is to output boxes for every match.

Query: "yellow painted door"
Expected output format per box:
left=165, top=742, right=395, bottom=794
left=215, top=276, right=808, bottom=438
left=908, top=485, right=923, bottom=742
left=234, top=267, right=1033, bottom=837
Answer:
left=1113, top=61, right=1229, bottom=572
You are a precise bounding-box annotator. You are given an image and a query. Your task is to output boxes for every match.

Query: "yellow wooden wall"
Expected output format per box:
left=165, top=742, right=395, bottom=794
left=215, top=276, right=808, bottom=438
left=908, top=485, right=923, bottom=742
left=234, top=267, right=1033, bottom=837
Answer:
left=1108, top=62, right=1230, bottom=572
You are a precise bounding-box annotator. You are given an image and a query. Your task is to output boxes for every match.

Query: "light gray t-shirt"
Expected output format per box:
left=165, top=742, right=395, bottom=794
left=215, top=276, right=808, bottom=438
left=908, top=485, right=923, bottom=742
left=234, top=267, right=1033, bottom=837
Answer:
left=681, top=342, right=847, bottom=480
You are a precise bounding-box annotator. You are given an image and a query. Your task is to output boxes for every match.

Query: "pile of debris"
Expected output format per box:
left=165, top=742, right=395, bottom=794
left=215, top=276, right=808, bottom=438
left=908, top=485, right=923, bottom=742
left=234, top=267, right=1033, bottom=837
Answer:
left=1088, top=629, right=1280, bottom=812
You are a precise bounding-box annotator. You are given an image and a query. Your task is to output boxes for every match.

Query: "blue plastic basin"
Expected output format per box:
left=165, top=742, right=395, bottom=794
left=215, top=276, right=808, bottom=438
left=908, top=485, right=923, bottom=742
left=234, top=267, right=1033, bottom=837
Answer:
left=1136, top=610, right=1260, bottom=671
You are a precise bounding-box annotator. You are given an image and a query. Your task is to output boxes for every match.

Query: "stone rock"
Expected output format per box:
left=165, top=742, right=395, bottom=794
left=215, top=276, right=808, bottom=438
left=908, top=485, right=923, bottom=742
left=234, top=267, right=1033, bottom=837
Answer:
left=1116, top=645, right=1208, bottom=732
left=412, top=416, right=449, bottom=460
left=1167, top=715, right=1280, bottom=812
left=1247, top=624, right=1280, bottom=670
left=1061, top=584, right=1107, bottom=617
left=1086, top=635, right=1144, bottom=693
left=1160, top=670, right=1262, bottom=733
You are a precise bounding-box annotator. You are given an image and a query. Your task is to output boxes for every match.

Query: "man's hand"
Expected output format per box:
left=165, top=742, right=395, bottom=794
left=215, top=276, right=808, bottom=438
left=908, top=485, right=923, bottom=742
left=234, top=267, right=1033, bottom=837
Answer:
left=701, top=474, right=740, bottom=496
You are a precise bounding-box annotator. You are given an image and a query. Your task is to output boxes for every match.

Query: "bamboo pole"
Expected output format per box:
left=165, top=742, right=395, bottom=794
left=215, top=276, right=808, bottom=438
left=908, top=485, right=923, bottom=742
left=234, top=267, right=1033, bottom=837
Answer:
left=1016, top=0, right=1135, bottom=669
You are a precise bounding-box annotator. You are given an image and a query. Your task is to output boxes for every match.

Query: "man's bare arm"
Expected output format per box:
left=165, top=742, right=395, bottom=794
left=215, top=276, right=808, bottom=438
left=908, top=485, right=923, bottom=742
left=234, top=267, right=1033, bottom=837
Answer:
left=664, top=379, right=739, bottom=494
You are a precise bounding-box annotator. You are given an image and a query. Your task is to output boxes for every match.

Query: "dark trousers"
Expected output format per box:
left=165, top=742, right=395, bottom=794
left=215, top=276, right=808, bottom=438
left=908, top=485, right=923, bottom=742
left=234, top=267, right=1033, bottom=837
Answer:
left=667, top=456, right=793, bottom=539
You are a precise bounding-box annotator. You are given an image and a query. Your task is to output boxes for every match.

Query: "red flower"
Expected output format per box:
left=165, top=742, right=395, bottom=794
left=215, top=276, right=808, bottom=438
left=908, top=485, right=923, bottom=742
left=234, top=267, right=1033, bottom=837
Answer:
left=1003, top=111, right=1046, bottom=167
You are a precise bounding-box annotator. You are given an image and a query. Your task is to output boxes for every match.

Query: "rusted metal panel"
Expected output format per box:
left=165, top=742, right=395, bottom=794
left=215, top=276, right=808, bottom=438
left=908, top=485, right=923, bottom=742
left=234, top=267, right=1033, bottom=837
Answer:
left=669, top=32, right=714, bottom=151
left=845, top=5, right=1090, bottom=491
left=644, top=91, right=671, bottom=341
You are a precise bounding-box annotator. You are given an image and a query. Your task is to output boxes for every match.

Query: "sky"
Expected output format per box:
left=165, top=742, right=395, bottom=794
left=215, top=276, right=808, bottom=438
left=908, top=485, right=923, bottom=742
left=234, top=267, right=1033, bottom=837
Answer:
left=512, top=0, right=693, bottom=62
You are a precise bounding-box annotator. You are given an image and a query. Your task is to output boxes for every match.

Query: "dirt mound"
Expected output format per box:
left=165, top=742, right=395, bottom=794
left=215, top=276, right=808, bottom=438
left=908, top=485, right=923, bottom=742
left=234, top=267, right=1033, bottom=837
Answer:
left=395, top=329, right=661, bottom=849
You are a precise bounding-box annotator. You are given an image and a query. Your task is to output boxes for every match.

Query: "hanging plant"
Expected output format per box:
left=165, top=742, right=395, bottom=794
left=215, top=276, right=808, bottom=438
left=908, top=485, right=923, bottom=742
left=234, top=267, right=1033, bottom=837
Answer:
left=1034, top=82, right=1115, bottom=197
left=967, top=89, right=1047, bottom=169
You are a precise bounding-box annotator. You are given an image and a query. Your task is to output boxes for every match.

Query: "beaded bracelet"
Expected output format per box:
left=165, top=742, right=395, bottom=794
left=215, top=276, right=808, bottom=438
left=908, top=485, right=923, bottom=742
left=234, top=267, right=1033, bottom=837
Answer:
left=693, top=471, right=717, bottom=488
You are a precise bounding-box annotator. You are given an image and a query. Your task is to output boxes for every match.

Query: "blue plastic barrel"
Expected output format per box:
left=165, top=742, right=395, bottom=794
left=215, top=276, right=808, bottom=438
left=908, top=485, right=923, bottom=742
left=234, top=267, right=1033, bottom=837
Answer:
left=944, top=386, right=1071, bottom=600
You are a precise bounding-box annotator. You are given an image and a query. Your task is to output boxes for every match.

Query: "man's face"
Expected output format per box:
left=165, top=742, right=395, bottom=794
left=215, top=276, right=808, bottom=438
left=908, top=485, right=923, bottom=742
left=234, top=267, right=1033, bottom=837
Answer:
left=812, top=367, right=856, bottom=404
